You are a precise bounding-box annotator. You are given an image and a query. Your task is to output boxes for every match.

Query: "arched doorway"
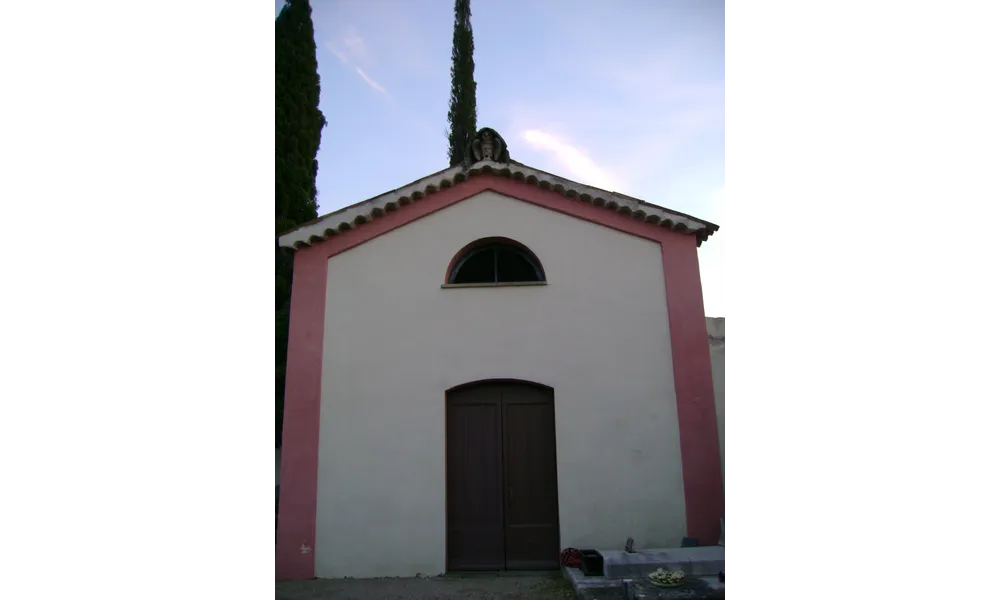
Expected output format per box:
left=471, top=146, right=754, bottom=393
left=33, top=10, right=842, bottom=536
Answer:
left=446, top=380, right=561, bottom=571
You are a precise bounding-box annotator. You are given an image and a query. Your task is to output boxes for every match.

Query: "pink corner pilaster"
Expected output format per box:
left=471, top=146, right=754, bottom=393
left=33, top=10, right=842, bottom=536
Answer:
left=659, top=235, right=723, bottom=544
left=275, top=244, right=327, bottom=580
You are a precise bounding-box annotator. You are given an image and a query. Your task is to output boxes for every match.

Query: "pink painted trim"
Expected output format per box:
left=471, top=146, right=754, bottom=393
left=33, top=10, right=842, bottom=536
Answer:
left=659, top=236, right=724, bottom=545
left=275, top=174, right=723, bottom=579
left=275, top=244, right=328, bottom=580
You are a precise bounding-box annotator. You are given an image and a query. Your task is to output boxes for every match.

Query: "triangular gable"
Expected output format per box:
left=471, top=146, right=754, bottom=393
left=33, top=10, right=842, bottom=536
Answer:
left=278, top=131, right=719, bottom=251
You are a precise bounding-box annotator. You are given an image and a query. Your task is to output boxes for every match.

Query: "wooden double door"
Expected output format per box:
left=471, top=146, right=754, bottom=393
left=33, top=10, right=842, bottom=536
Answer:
left=446, top=381, right=561, bottom=571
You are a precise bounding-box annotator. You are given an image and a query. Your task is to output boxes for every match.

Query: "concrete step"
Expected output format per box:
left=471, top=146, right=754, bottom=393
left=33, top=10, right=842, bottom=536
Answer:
left=563, top=566, right=724, bottom=600
left=600, top=546, right=724, bottom=579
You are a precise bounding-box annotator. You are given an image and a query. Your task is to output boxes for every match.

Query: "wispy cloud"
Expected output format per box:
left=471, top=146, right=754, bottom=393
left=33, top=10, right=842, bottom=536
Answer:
left=352, top=67, right=386, bottom=94
left=341, top=31, right=369, bottom=64
left=519, top=129, right=624, bottom=192
left=325, top=29, right=386, bottom=94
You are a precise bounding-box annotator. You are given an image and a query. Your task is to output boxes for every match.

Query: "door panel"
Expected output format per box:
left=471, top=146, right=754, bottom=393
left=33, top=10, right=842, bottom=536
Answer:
left=446, top=385, right=505, bottom=570
left=446, top=381, right=560, bottom=571
left=502, top=384, right=561, bottom=570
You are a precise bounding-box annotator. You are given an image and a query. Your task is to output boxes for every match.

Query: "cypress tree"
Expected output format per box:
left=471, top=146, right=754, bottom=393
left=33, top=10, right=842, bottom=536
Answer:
left=276, top=0, right=326, bottom=448
left=447, top=0, right=478, bottom=166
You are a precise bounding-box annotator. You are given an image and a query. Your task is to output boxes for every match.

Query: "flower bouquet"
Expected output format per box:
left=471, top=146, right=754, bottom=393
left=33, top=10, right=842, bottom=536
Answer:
left=648, top=568, right=685, bottom=588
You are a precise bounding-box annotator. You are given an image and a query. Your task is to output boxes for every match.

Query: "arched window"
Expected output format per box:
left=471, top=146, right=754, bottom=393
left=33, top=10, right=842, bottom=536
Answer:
left=446, top=237, right=546, bottom=285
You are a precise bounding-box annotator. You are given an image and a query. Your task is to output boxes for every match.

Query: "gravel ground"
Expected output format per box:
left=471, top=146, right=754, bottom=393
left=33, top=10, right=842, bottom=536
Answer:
left=276, top=573, right=575, bottom=600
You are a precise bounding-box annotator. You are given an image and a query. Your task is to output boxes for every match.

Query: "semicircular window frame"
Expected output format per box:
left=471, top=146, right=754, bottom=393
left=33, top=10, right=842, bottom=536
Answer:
left=445, top=237, right=547, bottom=285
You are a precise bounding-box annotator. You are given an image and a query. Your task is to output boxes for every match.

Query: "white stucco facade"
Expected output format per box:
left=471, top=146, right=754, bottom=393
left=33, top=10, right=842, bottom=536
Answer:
left=314, top=191, right=686, bottom=578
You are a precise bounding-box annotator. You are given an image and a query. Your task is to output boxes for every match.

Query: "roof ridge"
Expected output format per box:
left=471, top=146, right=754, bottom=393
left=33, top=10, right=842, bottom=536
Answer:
left=278, top=161, right=719, bottom=249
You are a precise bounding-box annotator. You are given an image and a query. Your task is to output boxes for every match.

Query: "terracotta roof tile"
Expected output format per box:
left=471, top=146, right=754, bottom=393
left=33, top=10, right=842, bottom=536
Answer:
left=278, top=160, right=719, bottom=250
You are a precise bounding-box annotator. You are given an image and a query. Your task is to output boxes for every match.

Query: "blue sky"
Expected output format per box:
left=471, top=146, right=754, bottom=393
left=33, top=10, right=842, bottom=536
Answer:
left=276, top=0, right=725, bottom=316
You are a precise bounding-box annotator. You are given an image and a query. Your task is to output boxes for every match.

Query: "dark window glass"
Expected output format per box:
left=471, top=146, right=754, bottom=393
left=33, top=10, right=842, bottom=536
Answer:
left=452, top=248, right=496, bottom=284
left=449, top=242, right=545, bottom=284
left=496, top=247, right=539, bottom=282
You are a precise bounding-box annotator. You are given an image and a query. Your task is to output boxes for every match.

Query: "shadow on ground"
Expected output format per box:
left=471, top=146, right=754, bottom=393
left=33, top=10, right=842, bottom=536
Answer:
left=276, top=572, right=575, bottom=600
